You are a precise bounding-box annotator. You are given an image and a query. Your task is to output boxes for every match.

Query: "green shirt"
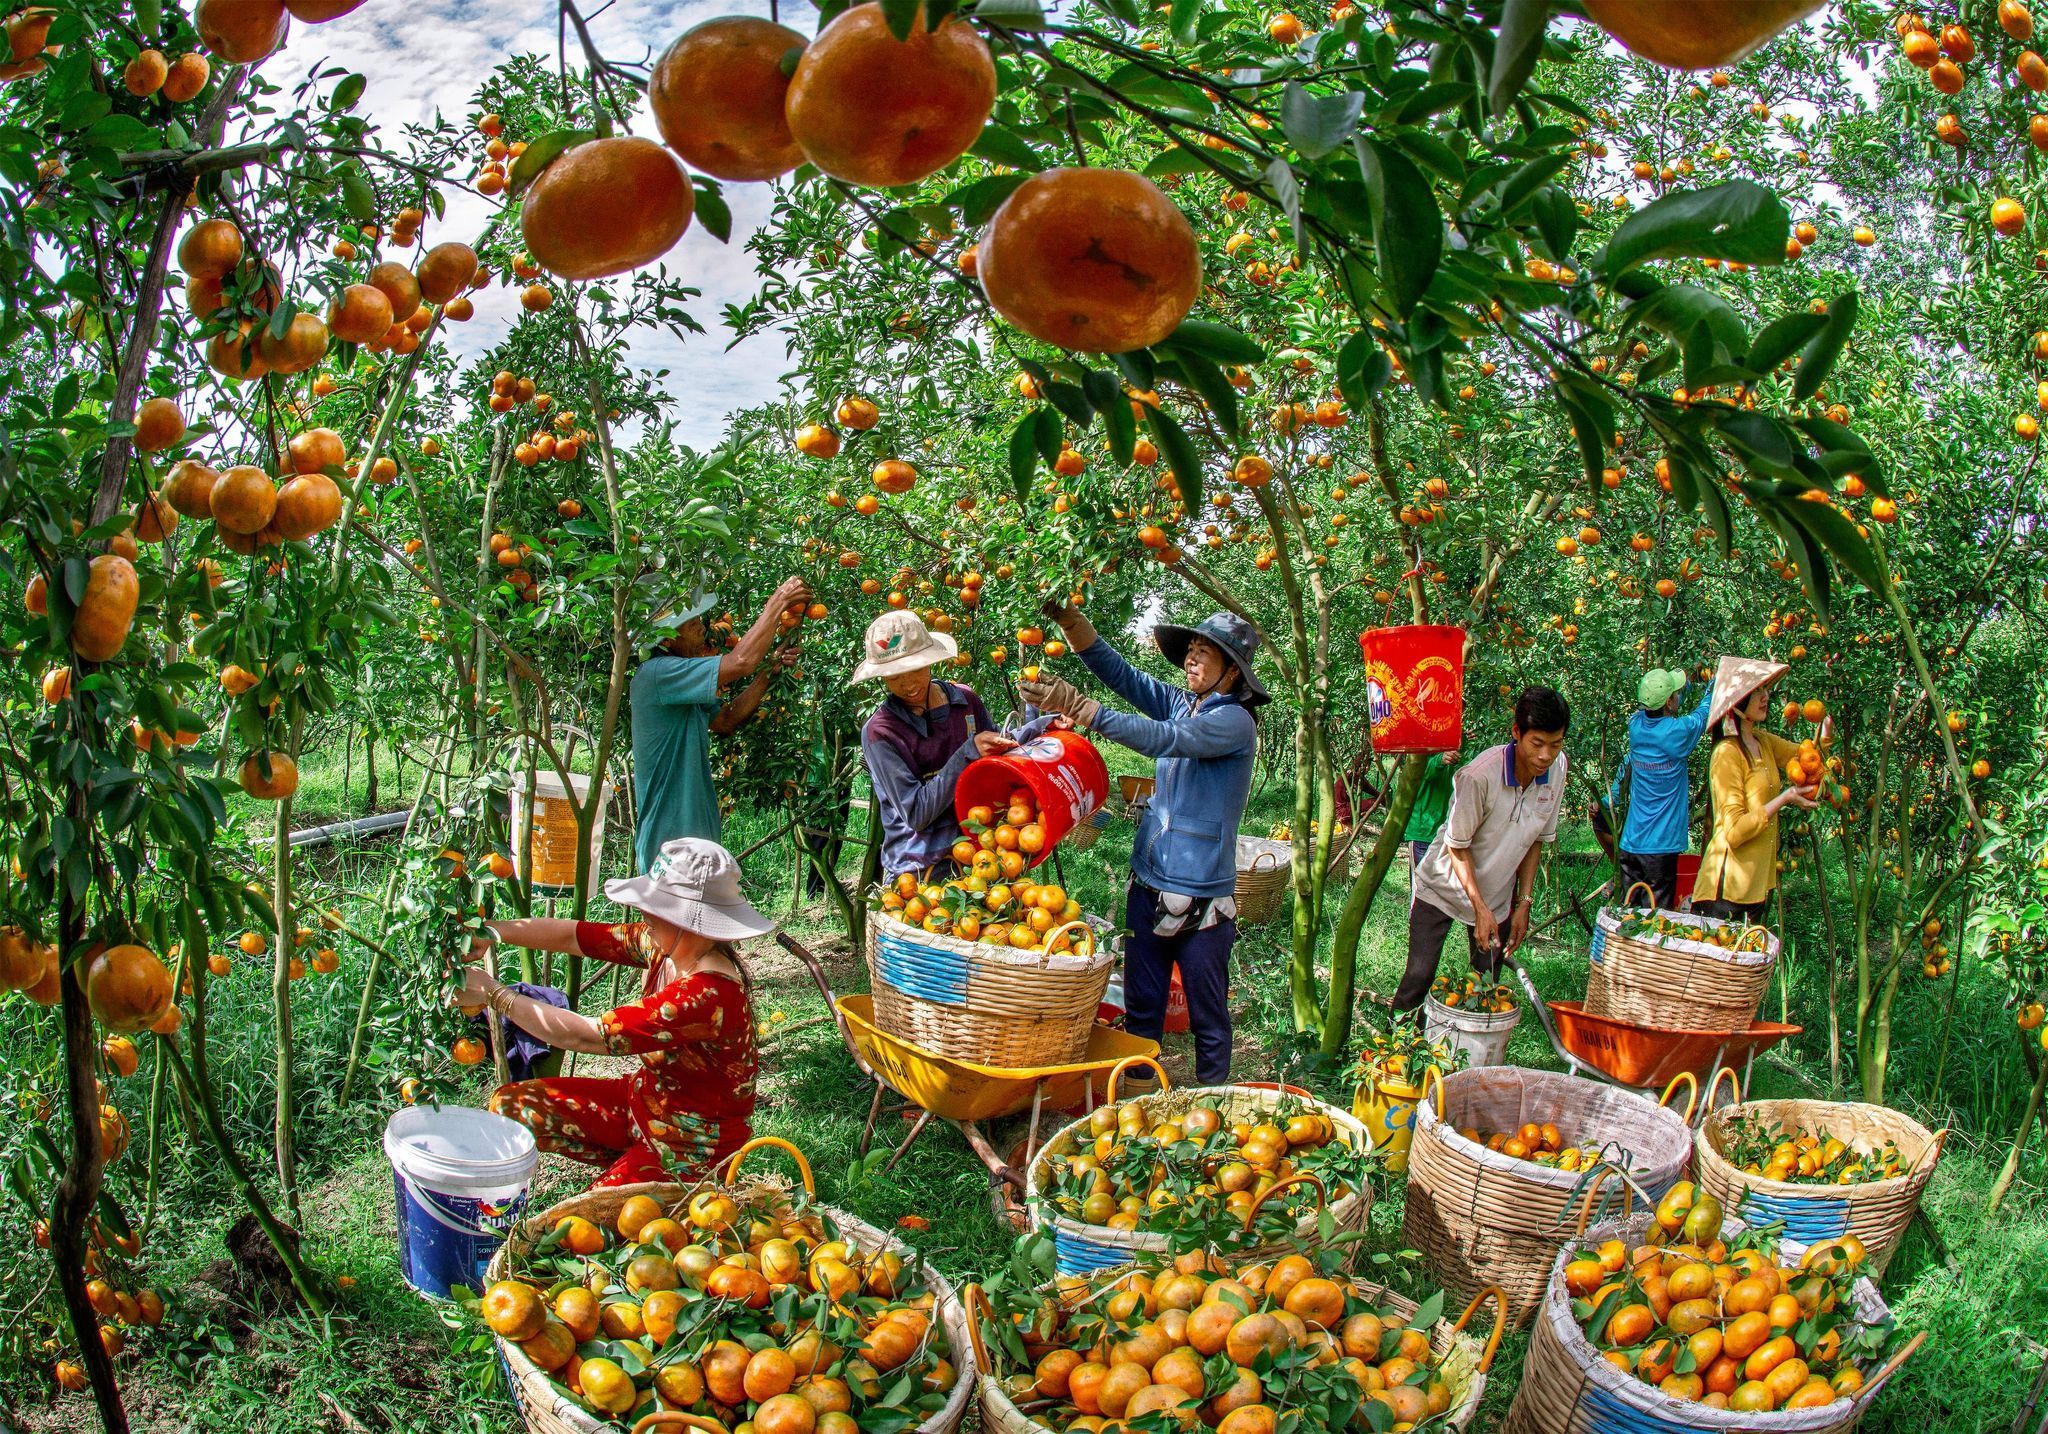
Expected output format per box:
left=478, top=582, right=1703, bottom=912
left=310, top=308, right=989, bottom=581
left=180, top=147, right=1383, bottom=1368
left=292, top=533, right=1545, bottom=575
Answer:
left=629, top=655, right=723, bottom=873
left=1401, top=752, right=1458, bottom=844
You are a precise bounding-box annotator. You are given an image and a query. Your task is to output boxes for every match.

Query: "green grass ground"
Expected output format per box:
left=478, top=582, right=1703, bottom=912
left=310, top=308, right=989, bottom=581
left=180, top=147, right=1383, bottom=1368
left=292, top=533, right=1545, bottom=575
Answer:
left=11, top=748, right=2046, bottom=1431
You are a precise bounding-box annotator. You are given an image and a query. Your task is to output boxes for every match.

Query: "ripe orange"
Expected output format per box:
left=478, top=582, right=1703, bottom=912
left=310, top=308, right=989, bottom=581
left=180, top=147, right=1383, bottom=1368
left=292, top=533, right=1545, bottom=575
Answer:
left=784, top=2, right=995, bottom=187
left=85, top=944, right=174, bottom=1033
left=162, top=51, right=209, bottom=102
left=521, top=136, right=693, bottom=281
left=254, top=312, right=330, bottom=374
left=178, top=217, right=242, bottom=278
left=133, top=396, right=184, bottom=453
left=1580, top=0, right=1819, bottom=69
left=273, top=473, right=343, bottom=541
left=979, top=168, right=1200, bottom=354
left=416, top=242, right=478, bottom=305
left=287, top=427, right=345, bottom=475
left=1994, top=197, right=2028, bottom=235
left=195, top=0, right=289, bottom=65
left=71, top=554, right=138, bottom=663
left=795, top=423, right=841, bottom=458
left=872, top=458, right=917, bottom=494
left=651, top=16, right=806, bottom=181
left=238, top=751, right=299, bottom=800
left=483, top=1280, right=547, bottom=1340
left=368, top=261, right=421, bottom=323
left=124, top=48, right=168, bottom=96
left=211, top=464, right=278, bottom=534
left=328, top=283, right=394, bottom=345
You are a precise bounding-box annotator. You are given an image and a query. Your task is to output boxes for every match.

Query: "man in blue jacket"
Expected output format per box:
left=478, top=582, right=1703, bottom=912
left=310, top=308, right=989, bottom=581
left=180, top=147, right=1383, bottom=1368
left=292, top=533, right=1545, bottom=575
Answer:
left=1022, top=605, right=1263, bottom=1090
left=1608, top=666, right=1714, bottom=909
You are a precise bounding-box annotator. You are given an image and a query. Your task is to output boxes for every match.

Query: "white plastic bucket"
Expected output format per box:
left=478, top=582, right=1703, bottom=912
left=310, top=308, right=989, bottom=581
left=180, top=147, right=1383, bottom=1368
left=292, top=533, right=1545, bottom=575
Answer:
left=1424, top=995, right=1522, bottom=1070
left=509, top=767, right=613, bottom=888
left=384, top=1105, right=537, bottom=1300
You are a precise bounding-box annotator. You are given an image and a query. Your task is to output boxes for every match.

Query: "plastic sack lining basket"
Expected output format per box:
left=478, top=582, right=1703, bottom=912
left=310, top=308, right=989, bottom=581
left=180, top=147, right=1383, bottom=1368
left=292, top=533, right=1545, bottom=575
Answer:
left=1503, top=1209, right=1923, bottom=1434
left=1586, top=897, right=1780, bottom=1034
left=1234, top=835, right=1293, bottom=925
left=488, top=1138, right=975, bottom=1434
left=963, top=1268, right=1505, bottom=1434
left=866, top=910, right=1113, bottom=1068
left=1695, top=1099, right=1945, bottom=1279
left=1025, top=1057, right=1375, bottom=1278
left=1403, top=1066, right=1695, bottom=1323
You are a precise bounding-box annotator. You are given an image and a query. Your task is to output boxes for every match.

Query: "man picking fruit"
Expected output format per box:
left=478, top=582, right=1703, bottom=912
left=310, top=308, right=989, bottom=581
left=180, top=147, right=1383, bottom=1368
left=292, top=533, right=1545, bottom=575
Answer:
left=1022, top=605, right=1266, bottom=1089
left=853, top=610, right=1053, bottom=879
left=1394, top=687, right=1571, bottom=1015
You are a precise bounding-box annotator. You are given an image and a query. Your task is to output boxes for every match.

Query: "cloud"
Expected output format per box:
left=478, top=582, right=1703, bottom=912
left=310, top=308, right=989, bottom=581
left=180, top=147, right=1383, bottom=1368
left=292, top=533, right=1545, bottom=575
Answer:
left=272, top=1, right=804, bottom=449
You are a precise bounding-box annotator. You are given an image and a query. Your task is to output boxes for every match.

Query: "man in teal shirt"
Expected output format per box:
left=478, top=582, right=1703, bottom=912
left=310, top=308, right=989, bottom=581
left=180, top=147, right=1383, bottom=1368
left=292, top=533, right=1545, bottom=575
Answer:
left=1403, top=747, right=1460, bottom=867
left=1606, top=666, right=1714, bottom=909
left=630, top=575, right=809, bottom=873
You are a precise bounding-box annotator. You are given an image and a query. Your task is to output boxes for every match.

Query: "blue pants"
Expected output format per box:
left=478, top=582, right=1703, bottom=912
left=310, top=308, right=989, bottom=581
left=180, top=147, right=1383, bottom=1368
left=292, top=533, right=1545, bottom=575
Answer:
left=1124, top=881, right=1235, bottom=1085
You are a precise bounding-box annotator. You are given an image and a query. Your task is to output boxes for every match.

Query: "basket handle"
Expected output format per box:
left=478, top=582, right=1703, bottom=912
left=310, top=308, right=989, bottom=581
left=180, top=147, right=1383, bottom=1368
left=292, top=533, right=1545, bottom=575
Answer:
left=1251, top=851, right=1279, bottom=872
left=961, top=1282, right=994, bottom=1375
left=1448, top=1285, right=1508, bottom=1374
left=1568, top=1165, right=1634, bottom=1237
left=1657, top=1071, right=1699, bottom=1124
left=1418, top=1064, right=1446, bottom=1122
left=1242, top=1172, right=1326, bottom=1229
left=1849, top=1330, right=1926, bottom=1407
left=1620, top=881, right=1658, bottom=909
left=632, top=1416, right=731, bottom=1434
left=1105, top=1056, right=1171, bottom=1101
left=1042, top=920, right=1096, bottom=961
left=717, top=1136, right=816, bottom=1196
left=1736, top=923, right=1772, bottom=952
left=1703, top=1067, right=1742, bottom=1115
left=1917, top=1128, right=1949, bottom=1171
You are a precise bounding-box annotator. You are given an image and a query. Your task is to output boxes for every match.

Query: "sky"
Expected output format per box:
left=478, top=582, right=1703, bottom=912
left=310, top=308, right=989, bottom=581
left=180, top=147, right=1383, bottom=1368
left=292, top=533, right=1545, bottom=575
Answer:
left=271, top=0, right=806, bottom=450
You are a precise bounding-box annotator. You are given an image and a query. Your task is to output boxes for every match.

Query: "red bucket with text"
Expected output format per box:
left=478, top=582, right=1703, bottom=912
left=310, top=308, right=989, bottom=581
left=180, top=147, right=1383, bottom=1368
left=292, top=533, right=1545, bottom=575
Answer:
left=1358, top=625, right=1465, bottom=753
left=956, top=729, right=1110, bottom=869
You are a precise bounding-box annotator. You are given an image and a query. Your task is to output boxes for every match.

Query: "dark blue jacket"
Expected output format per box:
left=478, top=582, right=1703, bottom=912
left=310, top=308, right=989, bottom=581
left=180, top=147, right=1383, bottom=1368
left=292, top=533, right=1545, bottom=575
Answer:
left=1079, top=639, right=1257, bottom=899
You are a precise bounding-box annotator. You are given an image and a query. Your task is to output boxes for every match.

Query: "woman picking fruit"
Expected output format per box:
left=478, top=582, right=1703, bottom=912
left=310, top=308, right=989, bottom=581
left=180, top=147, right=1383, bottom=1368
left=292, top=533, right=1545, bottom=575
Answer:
left=1021, top=605, right=1266, bottom=1089
left=455, top=838, right=774, bottom=1188
left=1691, top=657, right=1828, bottom=921
left=852, top=609, right=1054, bottom=878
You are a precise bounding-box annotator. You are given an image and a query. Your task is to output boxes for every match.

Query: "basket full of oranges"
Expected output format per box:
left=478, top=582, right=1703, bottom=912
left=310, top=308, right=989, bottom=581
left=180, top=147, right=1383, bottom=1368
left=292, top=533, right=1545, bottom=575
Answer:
left=867, top=786, right=1113, bottom=1069
left=1588, top=902, right=1781, bottom=1035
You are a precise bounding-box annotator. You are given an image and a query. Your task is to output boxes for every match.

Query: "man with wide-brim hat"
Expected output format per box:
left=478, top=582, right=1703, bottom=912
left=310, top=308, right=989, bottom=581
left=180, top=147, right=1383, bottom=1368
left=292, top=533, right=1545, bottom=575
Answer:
left=1605, top=664, right=1715, bottom=911
left=851, top=609, right=1054, bottom=879
left=460, top=837, right=776, bottom=1189
left=628, top=573, right=810, bottom=873
left=1690, top=655, right=1825, bottom=921
left=1023, top=603, right=1266, bottom=1089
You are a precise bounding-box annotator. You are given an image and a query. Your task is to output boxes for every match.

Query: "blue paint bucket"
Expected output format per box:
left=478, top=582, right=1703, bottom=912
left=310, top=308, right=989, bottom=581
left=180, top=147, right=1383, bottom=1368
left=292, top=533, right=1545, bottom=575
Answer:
left=383, top=1105, right=537, bottom=1301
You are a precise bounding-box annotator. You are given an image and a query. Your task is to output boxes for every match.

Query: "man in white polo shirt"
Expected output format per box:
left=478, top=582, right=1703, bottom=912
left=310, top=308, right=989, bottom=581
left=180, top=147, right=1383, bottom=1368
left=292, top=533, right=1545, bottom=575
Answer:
left=1394, top=686, right=1571, bottom=1015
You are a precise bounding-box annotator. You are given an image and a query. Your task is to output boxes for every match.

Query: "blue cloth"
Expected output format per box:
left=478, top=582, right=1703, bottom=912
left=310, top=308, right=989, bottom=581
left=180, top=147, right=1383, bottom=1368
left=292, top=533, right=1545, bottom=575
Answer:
left=1607, top=686, right=1714, bottom=856
left=629, top=654, right=724, bottom=873
left=466, top=983, right=570, bottom=1082
left=1079, top=639, right=1257, bottom=899
left=1124, top=881, right=1236, bottom=1084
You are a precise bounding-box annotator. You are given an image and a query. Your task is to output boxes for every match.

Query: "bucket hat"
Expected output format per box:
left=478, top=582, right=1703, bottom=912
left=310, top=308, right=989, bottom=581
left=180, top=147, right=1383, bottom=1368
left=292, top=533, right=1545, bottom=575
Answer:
left=849, top=609, right=957, bottom=684
left=603, top=838, right=776, bottom=942
left=1706, top=655, right=1790, bottom=734
left=1153, top=611, right=1271, bottom=707
left=647, top=588, right=721, bottom=654
left=1637, top=667, right=1689, bottom=710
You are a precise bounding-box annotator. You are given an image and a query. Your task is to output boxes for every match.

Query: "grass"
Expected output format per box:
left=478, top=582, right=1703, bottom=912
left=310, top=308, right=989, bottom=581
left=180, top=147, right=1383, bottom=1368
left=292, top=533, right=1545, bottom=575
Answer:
left=5, top=742, right=2045, bottom=1431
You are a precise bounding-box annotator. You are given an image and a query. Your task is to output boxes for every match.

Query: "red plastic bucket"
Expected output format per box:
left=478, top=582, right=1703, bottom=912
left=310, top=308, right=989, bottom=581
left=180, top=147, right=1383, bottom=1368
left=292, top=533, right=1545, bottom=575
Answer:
left=955, top=728, right=1110, bottom=870
left=1358, top=625, right=1465, bottom=753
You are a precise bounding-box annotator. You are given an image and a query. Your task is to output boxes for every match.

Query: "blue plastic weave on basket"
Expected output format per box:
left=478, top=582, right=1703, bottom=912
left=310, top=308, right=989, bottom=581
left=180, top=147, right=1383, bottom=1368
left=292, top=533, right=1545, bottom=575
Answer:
left=870, top=925, right=970, bottom=1005
left=1736, top=1186, right=1851, bottom=1243
left=1588, top=919, right=1610, bottom=967
left=1581, top=1380, right=1691, bottom=1434
left=1055, top=1227, right=1137, bottom=1278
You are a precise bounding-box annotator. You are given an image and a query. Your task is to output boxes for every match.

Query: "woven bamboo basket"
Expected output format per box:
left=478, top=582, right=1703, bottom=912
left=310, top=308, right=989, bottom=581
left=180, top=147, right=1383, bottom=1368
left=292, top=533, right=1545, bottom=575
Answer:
left=1404, top=1066, right=1695, bottom=1323
left=1234, top=836, right=1293, bottom=924
left=1694, top=1099, right=1945, bottom=1279
left=1025, top=1057, right=1376, bottom=1277
left=488, top=1138, right=975, bottom=1434
left=963, top=1269, right=1504, bottom=1434
left=1586, top=898, right=1780, bottom=1033
left=866, top=910, right=1113, bottom=1068
left=1063, top=808, right=1108, bottom=853
left=1502, top=1209, right=1923, bottom=1434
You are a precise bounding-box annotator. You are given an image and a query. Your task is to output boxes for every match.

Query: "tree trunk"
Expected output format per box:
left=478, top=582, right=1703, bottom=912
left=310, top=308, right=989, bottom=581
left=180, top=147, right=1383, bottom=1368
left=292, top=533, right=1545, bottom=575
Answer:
left=1321, top=755, right=1426, bottom=1058
left=1989, top=1048, right=2048, bottom=1216
left=271, top=716, right=303, bottom=1225
left=364, top=731, right=378, bottom=811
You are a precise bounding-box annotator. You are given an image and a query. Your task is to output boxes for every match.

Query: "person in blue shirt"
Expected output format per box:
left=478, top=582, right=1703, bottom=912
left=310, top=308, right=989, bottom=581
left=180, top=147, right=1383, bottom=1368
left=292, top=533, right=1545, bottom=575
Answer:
left=1606, top=666, right=1714, bottom=909
left=1022, top=605, right=1264, bottom=1090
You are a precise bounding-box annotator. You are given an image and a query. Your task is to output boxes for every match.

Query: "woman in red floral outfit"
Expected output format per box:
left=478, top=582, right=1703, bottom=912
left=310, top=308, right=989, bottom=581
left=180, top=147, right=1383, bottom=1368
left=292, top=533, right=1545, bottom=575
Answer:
left=458, top=838, right=773, bottom=1188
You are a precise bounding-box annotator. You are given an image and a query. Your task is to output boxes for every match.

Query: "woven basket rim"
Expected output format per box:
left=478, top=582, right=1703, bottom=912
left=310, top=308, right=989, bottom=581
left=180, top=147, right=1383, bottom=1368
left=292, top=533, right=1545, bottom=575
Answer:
left=1596, top=904, right=1781, bottom=964
left=1696, top=1098, right=1945, bottom=1196
left=1414, top=1067, right=1692, bottom=1192
left=870, top=909, right=1114, bottom=972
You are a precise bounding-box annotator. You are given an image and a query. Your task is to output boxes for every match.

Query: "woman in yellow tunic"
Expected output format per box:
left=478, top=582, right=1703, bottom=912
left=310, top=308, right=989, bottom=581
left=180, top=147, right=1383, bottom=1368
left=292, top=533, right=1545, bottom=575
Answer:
left=1691, top=657, right=1826, bottom=921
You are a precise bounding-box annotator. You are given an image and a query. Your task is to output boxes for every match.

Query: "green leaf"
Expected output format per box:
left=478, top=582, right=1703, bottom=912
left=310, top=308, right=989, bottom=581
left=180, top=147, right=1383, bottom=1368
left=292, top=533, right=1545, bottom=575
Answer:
left=1335, top=331, right=1390, bottom=409
left=329, top=73, right=366, bottom=112
left=508, top=128, right=593, bottom=200
left=1744, top=309, right=1826, bottom=377
left=1156, top=319, right=1265, bottom=367
left=1493, top=153, right=1570, bottom=220
left=1555, top=378, right=1612, bottom=489
left=1031, top=406, right=1063, bottom=467
left=690, top=181, right=732, bottom=244
left=338, top=162, right=377, bottom=223
left=1532, top=185, right=1578, bottom=260
left=1354, top=137, right=1442, bottom=319
left=1598, top=179, right=1790, bottom=277
left=1792, top=416, right=1887, bottom=494
left=1103, top=382, right=1137, bottom=465
left=1266, top=157, right=1302, bottom=252
left=1280, top=82, right=1364, bottom=160
left=1044, top=380, right=1095, bottom=430
left=1621, top=283, right=1748, bottom=357
left=880, top=0, right=922, bottom=40
left=1168, top=351, right=1241, bottom=439
left=1768, top=484, right=1885, bottom=596
left=1168, top=0, right=1202, bottom=45
left=943, top=172, right=1028, bottom=227
left=1142, top=405, right=1203, bottom=517
left=1489, top=0, right=1551, bottom=114
left=1792, top=291, right=1857, bottom=403
left=1718, top=411, right=1797, bottom=473
left=968, top=127, right=1045, bottom=172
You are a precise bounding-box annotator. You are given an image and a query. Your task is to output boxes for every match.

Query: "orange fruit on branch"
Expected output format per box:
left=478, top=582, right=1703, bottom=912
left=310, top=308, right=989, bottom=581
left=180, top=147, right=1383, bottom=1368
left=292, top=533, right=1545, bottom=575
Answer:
left=367, top=261, right=421, bottom=324
left=978, top=167, right=1202, bottom=354
left=195, top=0, right=289, bottom=64
left=287, top=426, right=345, bottom=474
left=652, top=15, right=807, bottom=181
left=86, top=944, right=173, bottom=1033
left=210, top=464, right=278, bottom=534
left=177, top=217, right=242, bottom=279
left=124, top=48, right=168, bottom=96
left=133, top=396, right=185, bottom=452
left=1579, top=0, right=1821, bottom=70
left=327, top=283, right=393, bottom=345
left=273, top=472, right=343, bottom=540
left=784, top=2, right=995, bottom=188
left=161, top=50, right=209, bottom=102
left=254, top=312, right=330, bottom=374
left=520, top=136, right=693, bottom=281
left=239, top=751, right=299, bottom=800
left=416, top=242, right=478, bottom=305
left=71, top=554, right=138, bottom=662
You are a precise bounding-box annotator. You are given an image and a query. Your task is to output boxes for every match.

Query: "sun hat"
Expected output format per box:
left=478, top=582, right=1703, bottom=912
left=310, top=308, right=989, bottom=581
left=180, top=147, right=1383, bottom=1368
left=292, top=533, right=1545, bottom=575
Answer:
left=849, top=609, right=957, bottom=685
left=1153, top=611, right=1271, bottom=706
left=1637, top=667, right=1689, bottom=710
left=646, top=588, right=721, bottom=654
left=603, top=838, right=776, bottom=941
left=1706, top=655, right=1790, bottom=734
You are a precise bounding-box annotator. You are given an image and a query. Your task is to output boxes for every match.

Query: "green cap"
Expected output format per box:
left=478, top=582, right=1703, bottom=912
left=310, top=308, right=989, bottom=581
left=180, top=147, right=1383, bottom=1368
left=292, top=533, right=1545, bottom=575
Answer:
left=1638, top=668, right=1689, bottom=709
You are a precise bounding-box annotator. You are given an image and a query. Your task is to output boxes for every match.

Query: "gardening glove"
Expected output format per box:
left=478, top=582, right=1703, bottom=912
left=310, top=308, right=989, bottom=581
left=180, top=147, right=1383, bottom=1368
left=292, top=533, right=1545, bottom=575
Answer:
left=1040, top=598, right=1098, bottom=652
left=1019, top=672, right=1100, bottom=728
